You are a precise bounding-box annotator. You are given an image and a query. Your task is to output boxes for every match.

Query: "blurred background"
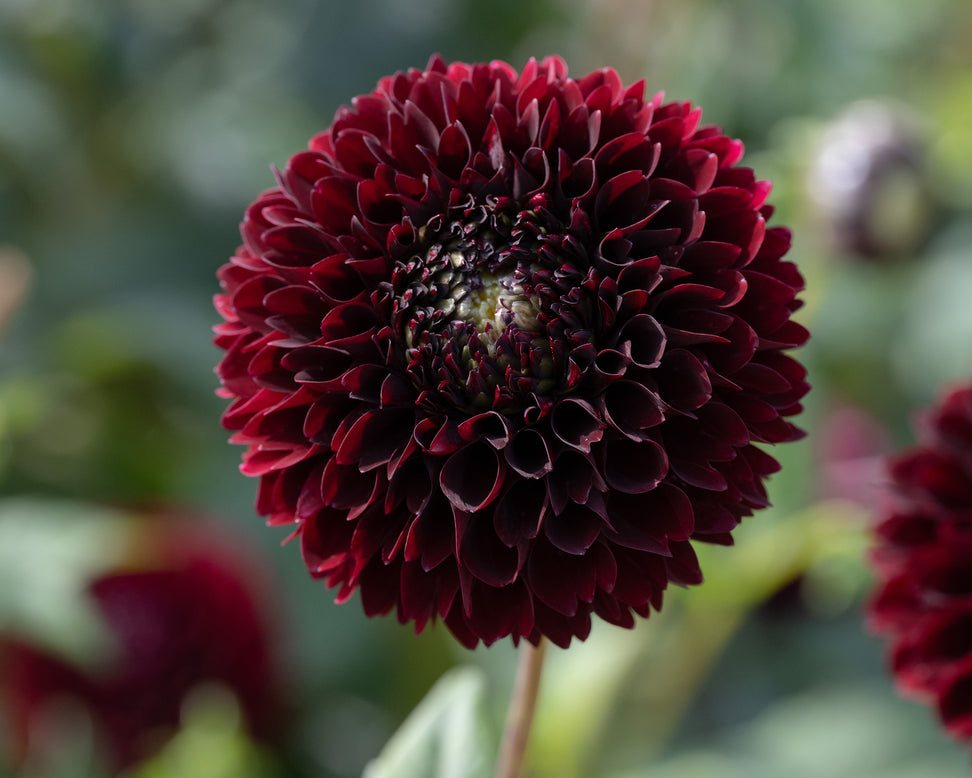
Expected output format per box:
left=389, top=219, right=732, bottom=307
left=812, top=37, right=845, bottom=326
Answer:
left=1, top=0, right=972, bottom=776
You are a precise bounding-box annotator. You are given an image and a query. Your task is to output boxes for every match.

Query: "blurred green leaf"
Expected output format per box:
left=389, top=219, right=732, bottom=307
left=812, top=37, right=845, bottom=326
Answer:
left=931, top=70, right=972, bottom=206
left=606, top=682, right=970, bottom=778
left=896, top=222, right=972, bottom=398
left=362, top=666, right=495, bottom=778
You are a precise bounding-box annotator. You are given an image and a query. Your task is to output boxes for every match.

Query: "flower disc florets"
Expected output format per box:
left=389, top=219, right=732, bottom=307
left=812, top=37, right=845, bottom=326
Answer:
left=869, top=385, right=972, bottom=743
left=214, top=56, right=809, bottom=648
left=391, top=194, right=582, bottom=413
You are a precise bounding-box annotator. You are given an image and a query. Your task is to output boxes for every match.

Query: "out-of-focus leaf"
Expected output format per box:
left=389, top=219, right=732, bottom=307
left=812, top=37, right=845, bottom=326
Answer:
left=896, top=222, right=972, bottom=398
left=691, top=500, right=871, bottom=613
left=362, top=666, right=495, bottom=778
left=606, top=682, right=970, bottom=778
left=931, top=70, right=972, bottom=206
left=529, top=620, right=650, bottom=778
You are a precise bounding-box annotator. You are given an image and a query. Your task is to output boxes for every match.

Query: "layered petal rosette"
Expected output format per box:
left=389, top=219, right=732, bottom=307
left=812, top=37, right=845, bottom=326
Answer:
left=214, top=56, right=808, bottom=648
left=869, top=385, right=972, bottom=743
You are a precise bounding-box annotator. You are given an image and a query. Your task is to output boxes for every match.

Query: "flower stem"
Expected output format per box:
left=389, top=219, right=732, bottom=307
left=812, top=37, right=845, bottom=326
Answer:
left=495, top=638, right=547, bottom=778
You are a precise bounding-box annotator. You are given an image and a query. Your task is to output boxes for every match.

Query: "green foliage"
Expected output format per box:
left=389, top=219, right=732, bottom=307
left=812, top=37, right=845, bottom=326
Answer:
left=608, top=683, right=970, bottom=778
left=362, top=668, right=495, bottom=778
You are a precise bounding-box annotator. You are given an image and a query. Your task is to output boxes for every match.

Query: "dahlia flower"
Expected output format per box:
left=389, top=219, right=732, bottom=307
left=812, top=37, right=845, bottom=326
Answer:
left=214, top=56, right=808, bottom=648
left=869, top=385, right=972, bottom=743
left=0, top=523, right=281, bottom=771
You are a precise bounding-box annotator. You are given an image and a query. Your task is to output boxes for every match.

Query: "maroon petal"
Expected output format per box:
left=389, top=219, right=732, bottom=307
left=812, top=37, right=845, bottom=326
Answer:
left=321, top=458, right=380, bottom=519
left=458, top=411, right=511, bottom=448
left=602, top=379, right=665, bottom=439
left=335, top=408, right=414, bottom=471
left=940, top=673, right=972, bottom=738
left=657, top=348, right=712, bottom=412
left=604, top=484, right=694, bottom=553
left=543, top=502, right=602, bottom=555
left=527, top=536, right=597, bottom=617
left=618, top=314, right=666, bottom=369
left=457, top=512, right=522, bottom=586
left=551, top=398, right=604, bottom=453
left=403, top=493, right=454, bottom=572
left=603, top=438, right=668, bottom=494
left=440, top=442, right=506, bottom=512
left=505, top=428, right=554, bottom=478
left=493, top=478, right=547, bottom=547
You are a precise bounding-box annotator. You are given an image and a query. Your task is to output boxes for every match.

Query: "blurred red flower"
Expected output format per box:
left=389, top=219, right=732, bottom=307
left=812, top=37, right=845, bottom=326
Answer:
left=870, top=385, right=972, bottom=742
left=0, top=521, right=282, bottom=772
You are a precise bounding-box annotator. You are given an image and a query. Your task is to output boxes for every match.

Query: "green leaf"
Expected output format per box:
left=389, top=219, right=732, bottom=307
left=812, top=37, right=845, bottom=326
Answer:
left=605, top=682, right=972, bottom=778
left=362, top=666, right=495, bottom=778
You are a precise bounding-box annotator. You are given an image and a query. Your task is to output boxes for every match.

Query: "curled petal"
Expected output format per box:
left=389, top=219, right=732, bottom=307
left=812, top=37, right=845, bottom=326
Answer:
left=544, top=501, right=602, bottom=555
left=505, top=428, right=554, bottom=478
left=457, top=512, right=522, bottom=586
left=602, top=438, right=669, bottom=494
left=657, top=349, right=712, bottom=412
left=458, top=411, right=511, bottom=448
left=494, top=478, right=547, bottom=547
left=602, top=380, right=665, bottom=439
left=440, top=442, right=506, bottom=512
left=551, top=398, right=604, bottom=453
left=604, top=484, right=694, bottom=553
left=618, top=313, right=666, bottom=369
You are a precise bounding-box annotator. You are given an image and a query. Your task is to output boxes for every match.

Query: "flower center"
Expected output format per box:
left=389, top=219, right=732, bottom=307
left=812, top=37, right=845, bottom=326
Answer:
left=457, top=268, right=542, bottom=345
left=388, top=196, right=592, bottom=414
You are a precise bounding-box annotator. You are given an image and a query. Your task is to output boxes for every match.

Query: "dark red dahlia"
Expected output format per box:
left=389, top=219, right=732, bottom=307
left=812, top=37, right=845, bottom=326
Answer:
left=214, top=56, right=808, bottom=648
left=0, top=523, right=282, bottom=771
left=869, top=385, right=972, bottom=743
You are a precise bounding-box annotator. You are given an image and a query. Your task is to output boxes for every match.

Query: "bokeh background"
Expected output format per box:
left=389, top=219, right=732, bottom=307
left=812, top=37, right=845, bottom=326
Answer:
left=2, top=0, right=972, bottom=776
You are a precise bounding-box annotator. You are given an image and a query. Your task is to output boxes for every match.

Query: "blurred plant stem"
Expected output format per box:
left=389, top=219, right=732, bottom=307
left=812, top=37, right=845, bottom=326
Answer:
left=0, top=247, right=31, bottom=341
left=496, top=638, right=547, bottom=778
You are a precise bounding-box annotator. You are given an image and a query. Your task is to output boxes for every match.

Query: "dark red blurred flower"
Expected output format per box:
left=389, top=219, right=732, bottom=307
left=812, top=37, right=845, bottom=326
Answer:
left=0, top=522, right=282, bottom=771
left=869, top=385, right=972, bottom=743
left=214, top=56, right=808, bottom=648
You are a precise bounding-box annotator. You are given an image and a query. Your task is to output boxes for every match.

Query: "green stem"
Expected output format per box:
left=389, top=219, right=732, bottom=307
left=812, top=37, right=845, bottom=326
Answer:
left=495, top=638, right=547, bottom=778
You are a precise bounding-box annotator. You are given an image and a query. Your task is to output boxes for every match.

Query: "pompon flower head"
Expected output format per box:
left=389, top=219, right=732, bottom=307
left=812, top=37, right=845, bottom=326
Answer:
left=214, top=55, right=809, bottom=648
left=869, top=385, right=972, bottom=743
